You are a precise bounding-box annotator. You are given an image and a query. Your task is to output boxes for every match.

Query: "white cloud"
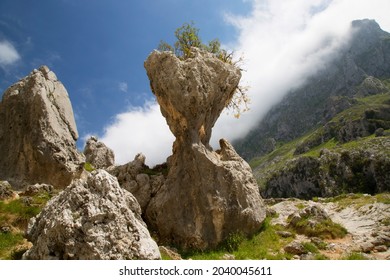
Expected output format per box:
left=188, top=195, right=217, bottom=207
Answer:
left=212, top=0, right=390, bottom=144
left=100, top=101, right=174, bottom=166
left=0, top=40, right=20, bottom=67
left=101, top=0, right=390, bottom=166
left=118, top=82, right=128, bottom=93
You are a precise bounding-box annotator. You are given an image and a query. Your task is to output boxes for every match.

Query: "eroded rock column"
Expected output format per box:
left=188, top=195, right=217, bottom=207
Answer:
left=144, top=48, right=266, bottom=250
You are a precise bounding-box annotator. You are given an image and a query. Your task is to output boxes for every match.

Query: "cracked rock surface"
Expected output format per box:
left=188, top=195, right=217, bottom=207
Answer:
left=23, top=170, right=160, bottom=260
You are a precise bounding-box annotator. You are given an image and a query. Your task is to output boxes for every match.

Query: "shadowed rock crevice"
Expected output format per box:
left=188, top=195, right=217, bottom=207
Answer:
left=144, top=48, right=266, bottom=250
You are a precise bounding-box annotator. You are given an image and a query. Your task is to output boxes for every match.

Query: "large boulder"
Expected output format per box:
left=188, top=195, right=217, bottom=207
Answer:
left=84, top=136, right=115, bottom=169
left=0, top=66, right=84, bottom=189
left=23, top=170, right=160, bottom=260
left=144, top=48, right=265, bottom=250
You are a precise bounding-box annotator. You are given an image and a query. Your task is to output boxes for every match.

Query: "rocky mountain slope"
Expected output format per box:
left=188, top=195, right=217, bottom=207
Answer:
left=233, top=19, right=390, bottom=199
left=235, top=19, right=390, bottom=161
left=252, top=90, right=390, bottom=199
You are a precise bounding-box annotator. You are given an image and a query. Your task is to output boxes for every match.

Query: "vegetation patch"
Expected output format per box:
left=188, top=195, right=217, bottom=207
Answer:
left=0, top=200, right=40, bottom=229
left=218, top=232, right=245, bottom=253
left=84, top=162, right=95, bottom=172
left=0, top=191, right=53, bottom=259
left=0, top=232, right=25, bottom=259
left=158, top=22, right=249, bottom=117
left=381, top=217, right=390, bottom=226
left=376, top=193, right=390, bottom=204
left=342, top=252, right=369, bottom=260
left=251, top=91, right=390, bottom=198
left=288, top=210, right=348, bottom=240
left=183, top=218, right=294, bottom=260
left=324, top=193, right=390, bottom=210
left=302, top=242, right=319, bottom=254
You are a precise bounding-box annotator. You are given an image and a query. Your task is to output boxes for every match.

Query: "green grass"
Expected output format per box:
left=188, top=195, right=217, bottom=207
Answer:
left=376, top=193, right=390, bottom=204
left=342, top=252, right=369, bottom=260
left=0, top=200, right=40, bottom=226
left=160, top=250, right=173, bottom=260
left=84, top=162, right=95, bottom=172
left=289, top=216, right=348, bottom=239
left=324, top=193, right=390, bottom=210
left=183, top=218, right=294, bottom=260
left=0, top=192, right=52, bottom=219
left=0, top=232, right=25, bottom=259
left=381, top=217, right=390, bottom=226
left=302, top=242, right=319, bottom=254
left=0, top=192, right=53, bottom=259
left=302, top=138, right=338, bottom=158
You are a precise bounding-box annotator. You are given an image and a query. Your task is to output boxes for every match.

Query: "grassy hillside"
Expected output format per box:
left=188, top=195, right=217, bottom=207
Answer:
left=250, top=91, right=390, bottom=198
left=0, top=190, right=53, bottom=259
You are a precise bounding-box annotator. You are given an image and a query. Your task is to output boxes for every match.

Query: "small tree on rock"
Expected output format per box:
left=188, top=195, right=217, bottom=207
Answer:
left=158, top=22, right=250, bottom=117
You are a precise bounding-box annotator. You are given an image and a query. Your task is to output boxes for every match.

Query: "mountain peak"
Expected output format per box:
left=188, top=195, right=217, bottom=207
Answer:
left=235, top=19, right=390, bottom=160
left=351, top=19, right=381, bottom=30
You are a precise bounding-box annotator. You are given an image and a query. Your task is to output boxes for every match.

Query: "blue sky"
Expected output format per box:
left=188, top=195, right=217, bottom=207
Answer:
left=1, top=0, right=390, bottom=166
left=0, top=0, right=250, bottom=139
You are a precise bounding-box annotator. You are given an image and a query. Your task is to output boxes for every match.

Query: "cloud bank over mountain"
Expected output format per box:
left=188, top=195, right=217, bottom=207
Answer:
left=101, top=0, right=390, bottom=166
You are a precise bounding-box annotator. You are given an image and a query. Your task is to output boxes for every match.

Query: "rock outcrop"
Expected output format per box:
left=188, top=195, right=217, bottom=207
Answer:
left=267, top=196, right=390, bottom=260
left=84, top=136, right=115, bottom=169
left=144, top=48, right=265, bottom=250
left=0, top=181, right=16, bottom=200
left=262, top=137, right=390, bottom=199
left=107, top=153, right=165, bottom=213
left=0, top=66, right=84, bottom=189
left=23, top=170, right=160, bottom=260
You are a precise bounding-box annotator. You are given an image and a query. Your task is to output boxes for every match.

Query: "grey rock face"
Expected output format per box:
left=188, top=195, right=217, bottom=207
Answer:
left=144, top=48, right=265, bottom=250
left=0, top=66, right=84, bottom=189
left=23, top=170, right=160, bottom=260
left=263, top=138, right=390, bottom=199
left=0, top=181, right=16, bottom=200
left=107, top=153, right=165, bottom=213
left=21, top=183, right=53, bottom=196
left=284, top=241, right=307, bottom=255
left=356, top=76, right=388, bottom=97
left=84, top=136, right=115, bottom=169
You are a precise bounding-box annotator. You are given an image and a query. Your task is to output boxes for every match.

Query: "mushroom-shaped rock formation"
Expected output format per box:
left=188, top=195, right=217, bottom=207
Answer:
left=144, top=48, right=266, bottom=250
